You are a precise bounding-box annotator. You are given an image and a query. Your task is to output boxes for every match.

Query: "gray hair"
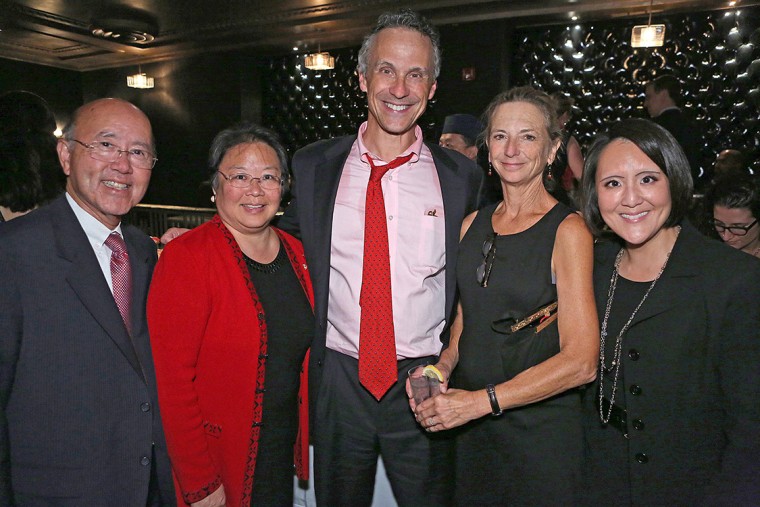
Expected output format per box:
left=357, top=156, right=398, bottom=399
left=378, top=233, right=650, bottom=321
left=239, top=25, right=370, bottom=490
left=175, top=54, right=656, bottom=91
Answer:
left=357, top=8, right=441, bottom=80
left=208, top=122, right=290, bottom=193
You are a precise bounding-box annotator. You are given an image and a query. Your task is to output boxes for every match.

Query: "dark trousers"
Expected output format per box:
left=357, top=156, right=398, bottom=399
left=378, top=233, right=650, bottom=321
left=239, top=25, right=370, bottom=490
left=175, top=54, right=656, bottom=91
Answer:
left=314, top=349, right=454, bottom=507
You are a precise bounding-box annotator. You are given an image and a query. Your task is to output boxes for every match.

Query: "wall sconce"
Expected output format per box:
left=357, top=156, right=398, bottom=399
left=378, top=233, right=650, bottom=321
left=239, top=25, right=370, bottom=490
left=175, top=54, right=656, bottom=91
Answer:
left=305, top=51, right=335, bottom=70
left=461, top=67, right=476, bottom=81
left=127, top=65, right=154, bottom=89
left=631, top=0, right=665, bottom=48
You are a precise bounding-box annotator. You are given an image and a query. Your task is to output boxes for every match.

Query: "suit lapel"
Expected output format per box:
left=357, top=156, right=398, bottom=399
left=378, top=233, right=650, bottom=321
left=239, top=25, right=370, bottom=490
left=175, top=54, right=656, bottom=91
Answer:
left=429, top=144, right=468, bottom=319
left=311, top=137, right=354, bottom=328
left=52, top=197, right=145, bottom=379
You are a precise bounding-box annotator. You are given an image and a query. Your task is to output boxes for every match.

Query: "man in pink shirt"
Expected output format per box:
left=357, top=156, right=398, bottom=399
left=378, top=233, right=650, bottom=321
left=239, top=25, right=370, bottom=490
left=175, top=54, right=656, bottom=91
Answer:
left=278, top=8, right=481, bottom=506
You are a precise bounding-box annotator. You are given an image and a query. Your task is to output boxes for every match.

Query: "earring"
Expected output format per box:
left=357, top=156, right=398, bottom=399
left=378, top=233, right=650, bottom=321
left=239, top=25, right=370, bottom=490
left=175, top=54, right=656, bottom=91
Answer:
left=210, top=194, right=216, bottom=203
left=488, top=163, right=493, bottom=176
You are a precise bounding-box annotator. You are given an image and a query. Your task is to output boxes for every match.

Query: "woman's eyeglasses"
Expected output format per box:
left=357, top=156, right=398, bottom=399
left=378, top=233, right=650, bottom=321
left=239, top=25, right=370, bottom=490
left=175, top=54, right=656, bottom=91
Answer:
left=476, top=233, right=497, bottom=287
left=712, top=219, right=758, bottom=236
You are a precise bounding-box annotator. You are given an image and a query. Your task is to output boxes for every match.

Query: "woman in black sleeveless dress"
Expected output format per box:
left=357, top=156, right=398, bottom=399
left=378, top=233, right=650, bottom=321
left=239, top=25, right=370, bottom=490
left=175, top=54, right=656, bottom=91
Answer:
left=410, top=87, right=598, bottom=506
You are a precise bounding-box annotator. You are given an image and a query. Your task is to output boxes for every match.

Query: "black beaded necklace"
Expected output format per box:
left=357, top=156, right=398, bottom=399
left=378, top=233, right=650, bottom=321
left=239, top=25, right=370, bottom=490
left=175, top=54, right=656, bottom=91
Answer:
left=243, top=247, right=284, bottom=274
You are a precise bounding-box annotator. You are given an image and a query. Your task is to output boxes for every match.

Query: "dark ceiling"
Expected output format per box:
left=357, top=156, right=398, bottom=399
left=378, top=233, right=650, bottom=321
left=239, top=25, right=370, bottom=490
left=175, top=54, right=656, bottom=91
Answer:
left=0, top=0, right=753, bottom=71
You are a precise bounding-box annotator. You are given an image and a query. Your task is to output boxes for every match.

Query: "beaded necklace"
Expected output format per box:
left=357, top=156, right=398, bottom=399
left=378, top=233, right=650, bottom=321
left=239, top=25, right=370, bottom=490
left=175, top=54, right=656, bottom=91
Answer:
left=597, top=226, right=681, bottom=424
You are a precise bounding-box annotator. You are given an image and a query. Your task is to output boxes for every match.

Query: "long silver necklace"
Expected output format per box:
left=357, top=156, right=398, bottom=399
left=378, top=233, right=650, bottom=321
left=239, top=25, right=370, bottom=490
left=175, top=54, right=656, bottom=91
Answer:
left=598, top=226, right=681, bottom=424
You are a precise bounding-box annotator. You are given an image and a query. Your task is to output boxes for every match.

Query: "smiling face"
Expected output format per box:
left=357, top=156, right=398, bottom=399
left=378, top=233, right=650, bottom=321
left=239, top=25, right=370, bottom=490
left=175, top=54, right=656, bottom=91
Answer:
left=214, top=142, right=283, bottom=237
left=486, top=101, right=559, bottom=186
left=596, top=139, right=674, bottom=248
left=713, top=205, right=759, bottom=253
left=58, top=98, right=153, bottom=229
left=359, top=27, right=437, bottom=145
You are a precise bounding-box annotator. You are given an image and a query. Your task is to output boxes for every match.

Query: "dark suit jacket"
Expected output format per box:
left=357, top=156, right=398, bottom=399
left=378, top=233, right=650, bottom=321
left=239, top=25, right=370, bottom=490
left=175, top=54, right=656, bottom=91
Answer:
left=653, top=108, right=702, bottom=187
left=277, top=135, right=482, bottom=409
left=584, top=222, right=760, bottom=506
left=0, top=195, right=174, bottom=506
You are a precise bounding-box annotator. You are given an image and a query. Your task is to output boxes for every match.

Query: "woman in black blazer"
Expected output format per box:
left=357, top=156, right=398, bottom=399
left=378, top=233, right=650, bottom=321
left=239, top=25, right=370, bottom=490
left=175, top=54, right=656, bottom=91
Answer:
left=579, top=119, right=760, bottom=506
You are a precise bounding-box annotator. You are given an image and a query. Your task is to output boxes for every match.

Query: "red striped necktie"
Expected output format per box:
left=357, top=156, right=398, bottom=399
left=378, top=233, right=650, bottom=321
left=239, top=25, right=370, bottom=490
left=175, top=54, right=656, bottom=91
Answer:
left=105, top=232, right=132, bottom=334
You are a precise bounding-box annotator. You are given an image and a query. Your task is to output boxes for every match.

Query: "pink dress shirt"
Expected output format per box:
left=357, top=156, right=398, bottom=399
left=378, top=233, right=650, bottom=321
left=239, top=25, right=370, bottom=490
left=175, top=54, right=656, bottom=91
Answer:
left=326, top=122, right=446, bottom=360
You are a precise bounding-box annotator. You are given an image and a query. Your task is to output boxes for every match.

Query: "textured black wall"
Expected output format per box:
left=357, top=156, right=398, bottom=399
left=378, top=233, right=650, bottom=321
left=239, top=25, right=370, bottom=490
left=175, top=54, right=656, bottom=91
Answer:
left=262, top=9, right=759, bottom=181
left=512, top=9, right=760, bottom=179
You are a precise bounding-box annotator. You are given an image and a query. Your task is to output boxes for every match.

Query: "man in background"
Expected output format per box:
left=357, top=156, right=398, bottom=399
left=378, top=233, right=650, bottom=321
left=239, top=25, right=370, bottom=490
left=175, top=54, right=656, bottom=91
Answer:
left=438, top=113, right=482, bottom=161
left=0, top=98, right=174, bottom=505
left=644, top=75, right=703, bottom=189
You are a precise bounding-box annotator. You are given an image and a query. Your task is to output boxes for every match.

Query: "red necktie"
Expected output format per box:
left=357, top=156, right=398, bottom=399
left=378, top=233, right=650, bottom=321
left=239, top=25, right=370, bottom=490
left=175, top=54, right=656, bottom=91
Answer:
left=359, top=152, right=414, bottom=400
left=105, top=232, right=132, bottom=333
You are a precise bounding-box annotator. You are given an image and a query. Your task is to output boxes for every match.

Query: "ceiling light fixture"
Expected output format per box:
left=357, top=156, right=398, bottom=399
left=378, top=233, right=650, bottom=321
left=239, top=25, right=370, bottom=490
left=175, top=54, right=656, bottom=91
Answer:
left=631, top=0, right=665, bottom=48
left=127, top=65, right=154, bottom=89
left=305, top=46, right=335, bottom=70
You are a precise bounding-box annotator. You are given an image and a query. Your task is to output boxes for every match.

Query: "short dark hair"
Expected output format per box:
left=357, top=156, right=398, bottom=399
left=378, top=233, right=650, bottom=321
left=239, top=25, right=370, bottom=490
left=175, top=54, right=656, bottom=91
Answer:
left=649, top=75, right=681, bottom=101
left=0, top=131, right=63, bottom=212
left=357, top=8, right=441, bottom=80
left=580, top=118, right=694, bottom=238
left=208, top=122, right=290, bottom=193
left=706, top=173, right=760, bottom=221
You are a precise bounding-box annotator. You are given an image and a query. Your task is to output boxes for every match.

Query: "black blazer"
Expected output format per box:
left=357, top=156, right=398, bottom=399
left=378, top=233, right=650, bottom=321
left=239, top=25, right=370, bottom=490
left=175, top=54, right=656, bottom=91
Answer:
left=277, top=135, right=482, bottom=405
left=584, top=222, right=760, bottom=505
left=0, top=195, right=174, bottom=505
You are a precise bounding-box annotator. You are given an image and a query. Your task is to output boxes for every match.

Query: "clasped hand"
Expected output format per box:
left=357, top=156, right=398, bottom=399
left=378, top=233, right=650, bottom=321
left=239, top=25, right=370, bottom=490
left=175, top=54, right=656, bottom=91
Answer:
left=406, top=374, right=483, bottom=433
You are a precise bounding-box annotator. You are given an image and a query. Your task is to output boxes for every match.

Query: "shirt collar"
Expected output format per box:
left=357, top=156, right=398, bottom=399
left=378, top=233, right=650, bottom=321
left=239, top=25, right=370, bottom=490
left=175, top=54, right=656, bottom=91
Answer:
left=356, top=121, right=423, bottom=166
left=65, top=192, right=124, bottom=249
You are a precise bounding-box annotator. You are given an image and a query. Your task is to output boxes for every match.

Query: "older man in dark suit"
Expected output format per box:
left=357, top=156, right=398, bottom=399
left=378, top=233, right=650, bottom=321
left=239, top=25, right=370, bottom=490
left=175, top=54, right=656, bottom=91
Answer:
left=0, top=98, right=174, bottom=506
left=278, top=9, right=481, bottom=507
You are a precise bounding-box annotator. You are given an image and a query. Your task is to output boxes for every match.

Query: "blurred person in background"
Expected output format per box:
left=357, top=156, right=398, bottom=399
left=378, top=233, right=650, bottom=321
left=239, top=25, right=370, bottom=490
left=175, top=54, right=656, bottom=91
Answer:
left=705, top=172, right=760, bottom=258
left=0, top=91, right=64, bottom=221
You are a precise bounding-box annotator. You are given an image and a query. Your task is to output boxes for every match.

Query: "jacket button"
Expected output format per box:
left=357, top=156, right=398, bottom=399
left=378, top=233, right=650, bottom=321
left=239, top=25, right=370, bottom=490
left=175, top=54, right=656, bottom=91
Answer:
left=141, top=402, right=151, bottom=412
left=140, top=455, right=151, bottom=466
left=635, top=453, right=648, bottom=463
left=632, top=419, right=645, bottom=430
left=629, top=384, right=642, bottom=395
left=628, top=349, right=640, bottom=360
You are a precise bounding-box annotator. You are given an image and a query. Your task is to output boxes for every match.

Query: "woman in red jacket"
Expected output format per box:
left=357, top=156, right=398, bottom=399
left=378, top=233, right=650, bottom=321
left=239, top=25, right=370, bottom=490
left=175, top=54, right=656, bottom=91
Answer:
left=148, top=123, right=313, bottom=507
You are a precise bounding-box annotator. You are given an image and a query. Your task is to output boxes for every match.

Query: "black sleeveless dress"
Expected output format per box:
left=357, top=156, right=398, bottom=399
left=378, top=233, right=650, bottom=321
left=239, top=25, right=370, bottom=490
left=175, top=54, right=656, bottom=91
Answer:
left=452, top=201, right=583, bottom=506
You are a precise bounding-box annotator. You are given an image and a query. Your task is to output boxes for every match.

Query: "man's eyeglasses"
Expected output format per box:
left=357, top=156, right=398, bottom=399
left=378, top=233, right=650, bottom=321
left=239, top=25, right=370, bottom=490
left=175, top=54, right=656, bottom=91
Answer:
left=216, top=171, right=283, bottom=190
left=712, top=218, right=758, bottom=236
left=476, top=233, right=497, bottom=288
left=71, top=139, right=157, bottom=170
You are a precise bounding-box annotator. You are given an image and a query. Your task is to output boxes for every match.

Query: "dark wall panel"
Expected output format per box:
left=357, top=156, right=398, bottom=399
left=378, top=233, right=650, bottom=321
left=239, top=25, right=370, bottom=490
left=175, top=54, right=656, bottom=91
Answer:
left=512, top=9, right=760, bottom=180
left=81, top=54, right=247, bottom=206
left=0, top=59, right=82, bottom=132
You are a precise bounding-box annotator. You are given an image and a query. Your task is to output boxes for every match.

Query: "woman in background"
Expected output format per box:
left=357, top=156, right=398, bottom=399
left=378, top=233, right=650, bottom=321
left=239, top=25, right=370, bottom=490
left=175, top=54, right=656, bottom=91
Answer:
left=580, top=118, right=760, bottom=505
left=705, top=173, right=760, bottom=258
left=148, top=123, right=313, bottom=507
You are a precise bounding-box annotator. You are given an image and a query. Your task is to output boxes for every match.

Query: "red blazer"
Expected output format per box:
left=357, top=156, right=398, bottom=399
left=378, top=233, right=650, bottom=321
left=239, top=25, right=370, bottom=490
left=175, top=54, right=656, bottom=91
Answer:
left=148, top=216, right=313, bottom=506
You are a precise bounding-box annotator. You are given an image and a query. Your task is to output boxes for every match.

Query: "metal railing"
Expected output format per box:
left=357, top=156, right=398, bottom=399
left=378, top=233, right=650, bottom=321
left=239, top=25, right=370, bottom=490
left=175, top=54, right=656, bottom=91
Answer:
left=123, top=203, right=216, bottom=238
